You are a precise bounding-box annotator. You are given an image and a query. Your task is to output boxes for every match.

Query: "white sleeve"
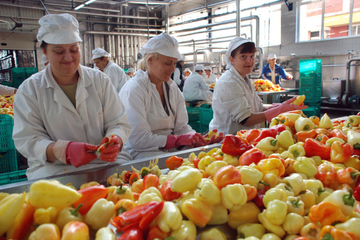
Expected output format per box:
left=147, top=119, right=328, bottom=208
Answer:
left=197, top=75, right=210, bottom=91
left=117, top=68, right=128, bottom=92
left=0, top=85, right=16, bottom=96
left=173, top=68, right=181, bottom=86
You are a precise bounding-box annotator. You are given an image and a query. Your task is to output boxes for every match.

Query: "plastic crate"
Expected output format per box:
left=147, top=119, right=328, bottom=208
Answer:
left=199, top=107, right=213, bottom=134
left=1, top=81, right=13, bottom=87
left=299, top=59, right=322, bottom=74
left=302, top=107, right=320, bottom=117
left=304, top=101, right=321, bottom=110
left=0, top=170, right=27, bottom=185
left=300, top=88, right=322, bottom=103
left=299, top=73, right=322, bottom=88
left=25, top=67, right=38, bottom=78
left=11, top=67, right=26, bottom=89
left=188, top=121, right=201, bottom=133
left=0, top=114, right=15, bottom=152
left=0, top=149, right=18, bottom=173
left=186, top=107, right=200, bottom=122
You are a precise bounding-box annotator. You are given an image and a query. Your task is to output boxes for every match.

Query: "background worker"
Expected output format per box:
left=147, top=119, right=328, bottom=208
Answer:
left=203, top=66, right=217, bottom=84
left=92, top=48, right=127, bottom=93
left=261, top=53, right=293, bottom=85
left=126, top=68, right=135, bottom=80
left=171, top=56, right=185, bottom=91
left=183, top=68, right=191, bottom=80
left=183, top=64, right=212, bottom=102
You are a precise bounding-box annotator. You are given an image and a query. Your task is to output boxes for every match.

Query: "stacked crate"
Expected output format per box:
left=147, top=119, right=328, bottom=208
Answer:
left=299, top=59, right=322, bottom=116
left=199, top=106, right=213, bottom=134
left=186, top=107, right=201, bottom=133
left=11, top=67, right=38, bottom=88
left=186, top=104, right=213, bottom=134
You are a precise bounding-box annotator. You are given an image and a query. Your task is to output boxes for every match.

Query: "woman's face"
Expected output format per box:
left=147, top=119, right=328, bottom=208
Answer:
left=43, top=42, right=81, bottom=77
left=93, top=58, right=108, bottom=71
left=229, top=46, right=255, bottom=78
left=147, top=54, right=177, bottom=83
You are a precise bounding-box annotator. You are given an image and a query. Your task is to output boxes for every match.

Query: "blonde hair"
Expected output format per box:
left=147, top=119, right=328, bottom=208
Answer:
left=143, top=52, right=161, bottom=69
left=137, top=59, right=146, bottom=71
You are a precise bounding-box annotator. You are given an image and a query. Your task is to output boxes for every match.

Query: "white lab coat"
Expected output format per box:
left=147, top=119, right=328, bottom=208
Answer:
left=120, top=70, right=194, bottom=159
left=0, top=85, right=16, bottom=96
left=173, top=68, right=182, bottom=86
left=183, top=72, right=212, bottom=101
left=103, top=61, right=127, bottom=93
left=209, top=66, right=263, bottom=135
left=13, top=65, right=132, bottom=180
left=204, top=73, right=217, bottom=84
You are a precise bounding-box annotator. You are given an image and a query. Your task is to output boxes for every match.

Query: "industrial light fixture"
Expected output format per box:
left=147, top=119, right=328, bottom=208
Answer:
left=74, top=3, right=85, bottom=10
left=74, top=0, right=97, bottom=11
left=85, top=0, right=97, bottom=5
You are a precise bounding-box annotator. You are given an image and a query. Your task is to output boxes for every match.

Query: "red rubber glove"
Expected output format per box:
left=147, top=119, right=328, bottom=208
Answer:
left=99, top=135, right=122, bottom=162
left=264, top=98, right=307, bottom=122
left=65, top=142, right=98, bottom=167
left=165, top=133, right=207, bottom=149
left=204, top=131, right=224, bottom=145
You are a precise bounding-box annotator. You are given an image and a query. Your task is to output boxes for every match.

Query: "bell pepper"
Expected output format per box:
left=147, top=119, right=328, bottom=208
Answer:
left=288, top=144, right=306, bottom=159
left=0, top=192, right=26, bottom=236
left=279, top=112, right=302, bottom=122
left=138, top=187, right=163, bottom=205
left=295, top=117, right=315, bottom=132
left=61, top=221, right=89, bottom=240
left=286, top=196, right=305, bottom=215
left=309, top=116, right=320, bottom=126
left=131, top=178, right=144, bottom=194
left=335, top=218, right=360, bottom=240
left=194, top=178, right=221, bottom=206
left=320, top=225, right=357, bottom=240
left=348, top=115, right=360, bottom=126
left=107, top=184, right=134, bottom=204
left=171, top=168, right=202, bottom=192
left=322, top=189, right=356, bottom=216
left=221, top=183, right=247, bottom=210
left=283, top=213, right=304, bottom=235
left=319, top=113, right=333, bottom=129
left=122, top=170, right=133, bottom=183
left=228, top=202, right=260, bottom=229
left=329, top=129, right=347, bottom=141
left=55, top=205, right=84, bottom=231
left=6, top=202, right=35, bottom=240
left=169, top=220, right=197, bottom=240
left=114, top=199, right=136, bottom=216
left=239, top=166, right=263, bottom=187
left=281, top=151, right=295, bottom=160
left=111, top=201, right=164, bottom=232
left=270, top=116, right=295, bottom=129
left=165, top=156, right=183, bottom=170
left=347, top=130, right=360, bottom=149
left=344, top=155, right=360, bottom=169
left=263, top=173, right=283, bottom=188
left=256, top=137, right=279, bottom=152
left=316, top=187, right=334, bottom=204
left=221, top=135, right=253, bottom=156
left=330, top=141, right=353, bottom=163
left=274, top=183, right=294, bottom=197
left=107, top=173, right=123, bottom=187
left=300, top=223, right=321, bottom=240
left=254, top=124, right=287, bottom=144
left=28, top=180, right=82, bottom=209
left=205, top=160, right=228, bottom=177
left=85, top=198, right=115, bottom=230
left=276, top=130, right=294, bottom=149
left=293, top=157, right=317, bottom=178
left=143, top=174, right=159, bottom=190
left=303, top=179, right=324, bottom=197
left=207, top=204, right=228, bottom=225
left=200, top=228, right=227, bottom=240
left=326, top=137, right=345, bottom=147
left=335, top=167, right=360, bottom=185
left=296, top=129, right=317, bottom=143
left=315, top=134, right=329, bottom=144
left=34, top=206, right=57, bottom=225
left=129, top=172, right=141, bottom=186
left=298, top=189, right=316, bottom=209
left=258, top=210, right=286, bottom=238
left=166, top=169, right=181, bottom=182
left=80, top=181, right=100, bottom=189
left=118, top=227, right=143, bottom=240
left=266, top=199, right=288, bottom=225
left=244, top=129, right=261, bottom=144
left=160, top=181, right=181, bottom=201
left=308, top=201, right=346, bottom=226
left=316, top=163, right=337, bottom=188
left=237, top=223, right=265, bottom=239
left=181, top=198, right=213, bottom=227
left=95, top=227, right=116, bottom=240
left=283, top=173, right=305, bottom=196
left=263, top=188, right=287, bottom=208
left=257, top=158, right=285, bottom=177
left=146, top=226, right=169, bottom=240
left=284, top=158, right=296, bottom=175
left=28, top=223, right=60, bottom=240
left=154, top=201, right=182, bottom=233
left=304, top=138, right=331, bottom=160
left=72, top=185, right=109, bottom=215
left=221, top=154, right=238, bottom=166
left=213, top=165, right=242, bottom=189
left=239, top=148, right=267, bottom=166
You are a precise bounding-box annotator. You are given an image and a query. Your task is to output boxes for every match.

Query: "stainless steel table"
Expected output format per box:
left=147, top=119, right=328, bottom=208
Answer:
left=256, top=90, right=290, bottom=104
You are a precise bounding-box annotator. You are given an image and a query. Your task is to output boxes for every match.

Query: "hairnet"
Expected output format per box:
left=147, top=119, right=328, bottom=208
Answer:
left=224, top=37, right=252, bottom=69
left=92, top=48, right=110, bottom=60
left=184, top=68, right=191, bottom=72
left=204, top=66, right=211, bottom=71
left=127, top=68, right=135, bottom=73
left=267, top=53, right=277, bottom=60
left=178, top=55, right=185, bottom=62
left=194, top=65, right=204, bottom=71
left=140, top=33, right=181, bottom=60
left=40, top=54, right=49, bottom=65
left=37, top=13, right=82, bottom=44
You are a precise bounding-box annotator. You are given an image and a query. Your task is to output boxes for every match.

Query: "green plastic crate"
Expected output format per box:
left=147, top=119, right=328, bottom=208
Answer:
left=188, top=121, right=201, bottom=133
left=0, top=170, right=27, bottom=185
left=302, top=107, right=320, bottom=117
left=0, top=114, right=15, bottom=152
left=199, top=107, right=213, bottom=134
left=11, top=67, right=26, bottom=89
left=25, top=67, right=38, bottom=78
left=0, top=149, right=18, bottom=173
left=186, top=107, right=200, bottom=122
left=0, top=81, right=13, bottom=87
left=299, top=59, right=322, bottom=74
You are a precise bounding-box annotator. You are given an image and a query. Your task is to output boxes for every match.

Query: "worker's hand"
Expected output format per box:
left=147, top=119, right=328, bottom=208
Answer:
left=287, top=75, right=293, bottom=80
left=66, top=142, right=98, bottom=167
left=204, top=130, right=224, bottom=145
left=99, top=135, right=122, bottom=162
left=264, top=101, right=307, bottom=122
left=165, top=133, right=207, bottom=149
left=268, top=103, right=281, bottom=109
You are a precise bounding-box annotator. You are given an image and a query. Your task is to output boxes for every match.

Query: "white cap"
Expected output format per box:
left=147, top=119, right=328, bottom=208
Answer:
left=225, top=37, right=253, bottom=68
left=267, top=53, right=277, bottom=60
left=92, top=48, right=110, bottom=60
left=204, top=66, right=211, bottom=71
left=184, top=68, right=191, bottom=72
left=40, top=54, right=49, bottom=65
left=127, top=68, right=135, bottom=73
left=178, top=55, right=185, bottom=62
left=140, top=33, right=181, bottom=60
left=195, top=65, right=204, bottom=71
left=37, top=13, right=82, bottom=44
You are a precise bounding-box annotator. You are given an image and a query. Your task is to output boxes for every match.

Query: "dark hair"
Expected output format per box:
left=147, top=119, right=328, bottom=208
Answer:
left=40, top=41, right=48, bottom=50
left=231, top=42, right=256, bottom=58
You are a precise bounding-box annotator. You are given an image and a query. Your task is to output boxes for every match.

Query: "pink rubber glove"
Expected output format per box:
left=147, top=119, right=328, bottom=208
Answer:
left=264, top=101, right=308, bottom=122
left=99, top=135, right=122, bottom=162
left=204, top=130, right=224, bottom=145
left=165, top=133, right=207, bottom=149
left=66, top=142, right=99, bottom=167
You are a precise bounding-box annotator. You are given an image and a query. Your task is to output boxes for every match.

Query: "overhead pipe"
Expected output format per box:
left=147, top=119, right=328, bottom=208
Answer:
left=179, top=35, right=236, bottom=44
left=113, top=27, right=160, bottom=32
left=116, top=0, right=170, bottom=5
left=79, top=19, right=161, bottom=28
left=236, top=0, right=240, bottom=37
left=84, top=31, right=157, bottom=37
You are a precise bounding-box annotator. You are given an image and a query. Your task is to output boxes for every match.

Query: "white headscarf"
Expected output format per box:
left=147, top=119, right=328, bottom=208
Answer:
left=140, top=33, right=181, bottom=60
left=92, top=48, right=110, bottom=60
left=194, top=65, right=204, bottom=71
left=225, top=37, right=253, bottom=69
left=127, top=68, right=135, bottom=74
left=40, top=54, right=49, bottom=65
left=267, top=53, right=277, bottom=60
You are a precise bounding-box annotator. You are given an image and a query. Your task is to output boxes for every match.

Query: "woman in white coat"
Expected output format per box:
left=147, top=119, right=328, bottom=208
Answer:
left=120, top=33, right=221, bottom=160
left=209, top=37, right=306, bottom=135
left=183, top=65, right=213, bottom=102
left=203, top=66, right=217, bottom=84
left=12, top=14, right=132, bottom=180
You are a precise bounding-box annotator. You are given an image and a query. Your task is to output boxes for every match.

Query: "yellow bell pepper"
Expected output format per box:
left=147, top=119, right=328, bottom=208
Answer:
left=295, top=117, right=315, bottom=132
left=347, top=130, right=360, bottom=149
left=349, top=115, right=360, bottom=126
left=263, top=188, right=287, bottom=208
left=131, top=178, right=144, bottom=194
left=319, top=113, right=333, bottom=129
left=326, top=137, right=345, bottom=147
left=221, top=183, right=247, bottom=209
left=176, top=192, right=195, bottom=209
left=200, top=228, right=227, bottom=240
left=166, top=170, right=181, bottom=181
left=170, top=220, right=197, bottom=240
left=154, top=201, right=182, bottom=233
left=28, top=180, right=82, bottom=209
left=85, top=198, right=115, bottom=230
left=322, top=189, right=356, bottom=216
left=261, top=233, right=282, bottom=240
left=0, top=192, right=26, bottom=236
left=138, top=187, right=163, bottom=205
left=266, top=200, right=288, bottom=225
left=257, top=158, right=285, bottom=177
left=0, top=192, right=9, bottom=201
left=286, top=196, right=305, bottom=215
left=171, top=168, right=202, bottom=192
left=280, top=151, right=295, bottom=160
left=159, top=175, right=167, bottom=185
left=205, top=161, right=228, bottom=177
left=284, top=158, right=296, bottom=176
left=283, top=173, right=305, bottom=195
left=288, top=144, right=306, bottom=159
left=316, top=187, right=334, bottom=204
left=34, top=206, right=58, bottom=225
left=344, top=155, right=360, bottom=169
left=239, top=166, right=263, bottom=187
left=198, top=151, right=207, bottom=159
left=177, top=165, right=192, bottom=172
left=194, top=178, right=221, bottom=206
left=275, top=147, right=286, bottom=154
left=61, top=221, right=90, bottom=240
left=293, top=157, right=317, bottom=178
left=300, top=222, right=321, bottom=240
left=279, top=112, right=301, bottom=122
left=276, top=130, right=294, bottom=149
left=207, top=204, right=228, bottom=225
left=106, top=184, right=134, bottom=204
left=310, top=156, right=322, bottom=166
left=55, top=205, right=83, bottom=231
left=335, top=218, right=360, bottom=239
left=256, top=137, right=279, bottom=152
left=28, top=223, right=60, bottom=240
left=237, top=223, right=265, bottom=239
left=258, top=210, right=286, bottom=238
left=80, top=181, right=100, bottom=189
left=298, top=189, right=316, bottom=209
left=282, top=213, right=304, bottom=235
left=223, top=153, right=240, bottom=166
left=303, top=179, right=324, bottom=197
left=198, top=156, right=216, bottom=171
left=274, top=183, right=294, bottom=197
left=181, top=198, right=213, bottom=228
left=95, top=227, right=116, bottom=240
left=228, top=202, right=260, bottom=229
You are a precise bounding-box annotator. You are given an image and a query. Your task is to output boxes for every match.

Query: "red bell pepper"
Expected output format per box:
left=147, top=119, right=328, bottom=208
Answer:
left=315, top=128, right=331, bottom=136
left=61, top=221, right=89, bottom=240
left=253, top=124, right=286, bottom=144
left=296, top=129, right=317, bottom=142
left=253, top=188, right=267, bottom=209
left=143, top=174, right=159, bottom=190
left=239, top=148, right=267, bottom=166
left=329, top=129, right=347, bottom=142
left=213, top=165, right=242, bottom=189
left=165, top=156, right=184, bottom=170
left=6, top=202, right=36, bottom=240
left=330, top=142, right=353, bottom=163
left=335, top=167, right=360, bottom=185
left=160, top=181, right=182, bottom=201
left=110, top=201, right=164, bottom=232
left=124, top=171, right=134, bottom=183
left=221, top=135, right=252, bottom=156
left=192, top=157, right=200, bottom=168
left=315, top=163, right=336, bottom=188
left=304, top=138, right=331, bottom=160
left=146, top=226, right=169, bottom=240
left=315, top=134, right=329, bottom=144
left=72, top=185, right=109, bottom=215
left=245, top=129, right=261, bottom=144
left=354, top=185, right=360, bottom=201
left=118, top=227, right=144, bottom=240
left=129, top=173, right=141, bottom=186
